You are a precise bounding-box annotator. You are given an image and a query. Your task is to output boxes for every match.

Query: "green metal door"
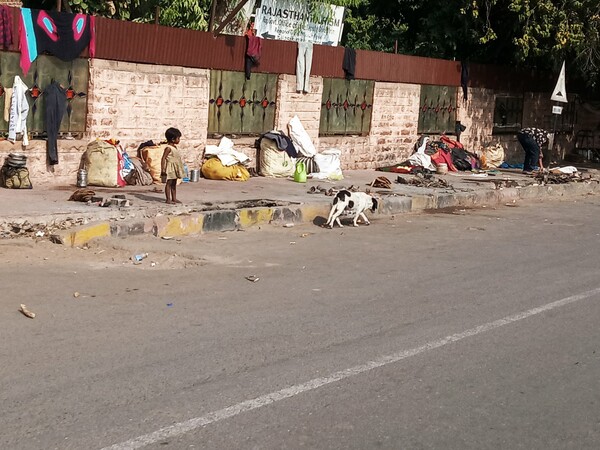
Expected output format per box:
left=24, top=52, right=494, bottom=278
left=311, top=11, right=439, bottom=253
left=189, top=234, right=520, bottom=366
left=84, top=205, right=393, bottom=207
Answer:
left=0, top=51, right=88, bottom=136
left=208, top=70, right=277, bottom=135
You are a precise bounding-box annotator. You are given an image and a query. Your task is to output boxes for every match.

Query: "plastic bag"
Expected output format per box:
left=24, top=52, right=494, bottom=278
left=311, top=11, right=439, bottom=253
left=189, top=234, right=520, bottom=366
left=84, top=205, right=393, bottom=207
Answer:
left=288, top=115, right=317, bottom=157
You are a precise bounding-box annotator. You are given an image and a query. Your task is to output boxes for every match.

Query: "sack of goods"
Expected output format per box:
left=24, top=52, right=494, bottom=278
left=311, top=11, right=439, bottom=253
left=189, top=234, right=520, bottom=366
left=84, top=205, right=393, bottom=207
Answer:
left=1, top=153, right=32, bottom=189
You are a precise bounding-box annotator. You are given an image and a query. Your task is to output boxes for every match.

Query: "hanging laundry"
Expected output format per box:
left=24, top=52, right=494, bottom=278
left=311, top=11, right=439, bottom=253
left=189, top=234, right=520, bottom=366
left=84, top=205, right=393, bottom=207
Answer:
left=296, top=42, right=313, bottom=93
left=0, top=5, right=13, bottom=48
left=3, top=87, right=12, bottom=122
left=8, top=76, right=30, bottom=146
left=461, top=61, right=469, bottom=101
left=245, top=31, right=262, bottom=80
left=343, top=48, right=356, bottom=80
left=19, top=8, right=96, bottom=75
left=44, top=81, right=67, bottom=165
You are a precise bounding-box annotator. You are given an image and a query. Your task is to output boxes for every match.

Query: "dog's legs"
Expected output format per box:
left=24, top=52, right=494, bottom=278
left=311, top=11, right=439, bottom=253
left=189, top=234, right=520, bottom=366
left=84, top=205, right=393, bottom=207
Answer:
left=359, top=212, right=370, bottom=226
left=325, top=207, right=336, bottom=228
left=326, top=205, right=340, bottom=228
left=326, top=206, right=344, bottom=228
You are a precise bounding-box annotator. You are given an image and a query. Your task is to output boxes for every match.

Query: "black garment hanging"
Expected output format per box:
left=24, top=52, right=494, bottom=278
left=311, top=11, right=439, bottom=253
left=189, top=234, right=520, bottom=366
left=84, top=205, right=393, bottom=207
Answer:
left=245, top=34, right=262, bottom=80
left=461, top=61, right=469, bottom=101
left=44, top=81, right=67, bottom=165
left=343, top=48, right=356, bottom=80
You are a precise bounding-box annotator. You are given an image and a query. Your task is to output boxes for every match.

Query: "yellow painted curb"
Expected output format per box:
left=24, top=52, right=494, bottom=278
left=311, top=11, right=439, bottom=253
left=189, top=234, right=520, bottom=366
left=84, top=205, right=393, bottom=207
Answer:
left=159, top=215, right=204, bottom=237
left=66, top=222, right=111, bottom=247
left=239, top=208, right=274, bottom=228
left=298, top=204, right=330, bottom=222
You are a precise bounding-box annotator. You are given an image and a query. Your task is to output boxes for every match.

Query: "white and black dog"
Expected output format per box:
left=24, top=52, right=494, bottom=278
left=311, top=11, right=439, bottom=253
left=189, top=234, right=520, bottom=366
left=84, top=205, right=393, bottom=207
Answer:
left=325, top=190, right=379, bottom=228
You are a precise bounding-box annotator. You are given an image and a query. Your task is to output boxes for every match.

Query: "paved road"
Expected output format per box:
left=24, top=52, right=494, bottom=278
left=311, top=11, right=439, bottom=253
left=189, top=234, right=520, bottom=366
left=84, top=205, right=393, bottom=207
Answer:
left=1, top=198, right=600, bottom=449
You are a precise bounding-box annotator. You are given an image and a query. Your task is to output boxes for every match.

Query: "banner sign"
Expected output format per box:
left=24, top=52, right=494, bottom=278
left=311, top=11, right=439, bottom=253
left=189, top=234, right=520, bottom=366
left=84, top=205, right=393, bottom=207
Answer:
left=254, top=0, right=345, bottom=46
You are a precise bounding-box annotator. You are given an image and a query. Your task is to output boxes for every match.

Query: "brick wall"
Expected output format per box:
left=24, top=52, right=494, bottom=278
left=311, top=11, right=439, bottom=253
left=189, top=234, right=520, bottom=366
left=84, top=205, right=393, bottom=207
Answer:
left=366, top=82, right=420, bottom=168
left=0, top=139, right=86, bottom=186
left=457, top=88, right=576, bottom=164
left=87, top=59, right=210, bottom=167
left=5, top=57, right=599, bottom=186
left=275, top=74, right=322, bottom=147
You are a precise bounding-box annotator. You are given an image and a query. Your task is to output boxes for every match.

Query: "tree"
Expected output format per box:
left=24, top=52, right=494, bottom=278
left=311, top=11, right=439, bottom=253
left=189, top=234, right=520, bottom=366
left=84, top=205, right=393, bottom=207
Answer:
left=342, top=0, right=600, bottom=94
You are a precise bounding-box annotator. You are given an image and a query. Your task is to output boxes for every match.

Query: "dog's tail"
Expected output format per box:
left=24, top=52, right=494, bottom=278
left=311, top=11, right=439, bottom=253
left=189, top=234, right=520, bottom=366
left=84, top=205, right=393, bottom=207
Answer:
left=371, top=198, right=379, bottom=212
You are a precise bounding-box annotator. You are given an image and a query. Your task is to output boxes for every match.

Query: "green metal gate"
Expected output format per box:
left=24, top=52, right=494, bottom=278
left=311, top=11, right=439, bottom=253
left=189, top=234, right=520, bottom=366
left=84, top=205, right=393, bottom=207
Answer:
left=417, top=85, right=457, bottom=134
left=320, top=78, right=374, bottom=135
left=0, top=51, right=88, bottom=136
left=208, top=70, right=277, bottom=135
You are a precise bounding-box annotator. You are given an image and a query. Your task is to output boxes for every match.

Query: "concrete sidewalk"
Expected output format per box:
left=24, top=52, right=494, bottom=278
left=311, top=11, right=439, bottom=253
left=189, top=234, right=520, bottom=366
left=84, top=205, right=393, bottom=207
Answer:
left=1, top=168, right=599, bottom=246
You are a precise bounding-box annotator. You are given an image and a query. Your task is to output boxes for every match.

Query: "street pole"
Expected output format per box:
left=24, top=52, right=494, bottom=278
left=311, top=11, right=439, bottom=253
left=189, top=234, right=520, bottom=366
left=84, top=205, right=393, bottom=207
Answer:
left=551, top=103, right=558, bottom=167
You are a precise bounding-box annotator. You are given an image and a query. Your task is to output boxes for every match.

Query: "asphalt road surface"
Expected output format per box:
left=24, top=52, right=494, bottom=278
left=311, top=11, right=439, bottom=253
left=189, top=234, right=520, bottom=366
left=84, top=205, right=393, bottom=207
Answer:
left=1, top=197, right=600, bottom=449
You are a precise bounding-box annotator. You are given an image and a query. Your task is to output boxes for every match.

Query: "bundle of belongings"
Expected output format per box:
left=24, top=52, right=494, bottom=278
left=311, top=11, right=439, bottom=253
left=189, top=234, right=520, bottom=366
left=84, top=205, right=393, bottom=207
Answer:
left=0, top=153, right=32, bottom=189
left=80, top=139, right=127, bottom=187
left=202, top=137, right=251, bottom=181
left=136, top=140, right=168, bottom=185
left=478, top=143, right=505, bottom=169
left=254, top=115, right=343, bottom=180
left=377, top=135, right=482, bottom=174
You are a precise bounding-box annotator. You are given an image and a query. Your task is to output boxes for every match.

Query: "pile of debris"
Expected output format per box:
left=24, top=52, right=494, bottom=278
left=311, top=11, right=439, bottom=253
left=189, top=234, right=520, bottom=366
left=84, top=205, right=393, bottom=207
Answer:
left=307, top=185, right=360, bottom=196
left=534, top=171, right=599, bottom=185
left=369, top=176, right=393, bottom=189
left=69, top=188, right=132, bottom=207
left=0, top=217, right=89, bottom=240
left=396, top=173, right=454, bottom=190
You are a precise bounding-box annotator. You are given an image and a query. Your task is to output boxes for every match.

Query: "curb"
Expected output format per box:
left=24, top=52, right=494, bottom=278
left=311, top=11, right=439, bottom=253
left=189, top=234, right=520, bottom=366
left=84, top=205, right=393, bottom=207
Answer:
left=55, top=182, right=600, bottom=247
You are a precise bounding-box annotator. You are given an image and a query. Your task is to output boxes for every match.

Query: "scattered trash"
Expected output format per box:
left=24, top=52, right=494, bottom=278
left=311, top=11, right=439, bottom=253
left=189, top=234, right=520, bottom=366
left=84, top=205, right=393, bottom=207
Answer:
left=218, top=237, right=228, bottom=240
left=396, top=173, right=454, bottom=189
left=96, top=250, right=105, bottom=255
left=73, top=292, right=80, bottom=298
left=369, top=176, right=392, bottom=189
left=166, top=303, right=174, bottom=307
left=283, top=223, right=294, bottom=228
left=290, top=241, right=296, bottom=245
left=69, top=188, right=96, bottom=202
left=467, top=227, right=486, bottom=231
left=161, top=236, right=174, bottom=240
left=300, top=233, right=310, bottom=238
left=533, top=171, right=597, bottom=185
left=245, top=275, right=260, bottom=283
left=35, top=231, right=45, bottom=237
left=151, top=262, right=156, bottom=267
left=48, top=234, right=64, bottom=244
left=132, top=253, right=148, bottom=262
left=19, top=304, right=35, bottom=319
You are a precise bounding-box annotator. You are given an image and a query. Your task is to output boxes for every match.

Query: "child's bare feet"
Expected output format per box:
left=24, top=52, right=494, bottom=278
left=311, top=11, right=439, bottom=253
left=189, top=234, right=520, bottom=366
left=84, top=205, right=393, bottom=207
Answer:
left=166, top=200, right=174, bottom=204
left=173, top=199, right=182, bottom=204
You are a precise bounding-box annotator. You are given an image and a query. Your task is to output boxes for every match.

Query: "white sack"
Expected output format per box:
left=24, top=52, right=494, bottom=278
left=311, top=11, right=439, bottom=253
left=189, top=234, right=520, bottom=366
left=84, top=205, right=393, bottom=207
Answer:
left=288, top=115, right=317, bottom=157
left=313, top=148, right=343, bottom=180
left=205, top=137, right=250, bottom=166
left=482, top=143, right=505, bottom=169
left=259, top=138, right=295, bottom=178
left=408, top=137, right=435, bottom=171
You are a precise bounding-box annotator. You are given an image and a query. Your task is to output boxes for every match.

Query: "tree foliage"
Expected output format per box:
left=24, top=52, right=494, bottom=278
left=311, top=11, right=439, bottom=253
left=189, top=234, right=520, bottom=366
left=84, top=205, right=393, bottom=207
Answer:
left=23, top=0, right=600, bottom=94
left=342, top=0, right=600, bottom=93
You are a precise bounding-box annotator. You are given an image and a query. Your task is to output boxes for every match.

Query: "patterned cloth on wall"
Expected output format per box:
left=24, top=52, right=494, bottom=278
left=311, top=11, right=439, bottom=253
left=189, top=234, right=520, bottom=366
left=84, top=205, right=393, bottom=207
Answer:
left=0, top=5, right=13, bottom=48
left=19, top=8, right=95, bottom=74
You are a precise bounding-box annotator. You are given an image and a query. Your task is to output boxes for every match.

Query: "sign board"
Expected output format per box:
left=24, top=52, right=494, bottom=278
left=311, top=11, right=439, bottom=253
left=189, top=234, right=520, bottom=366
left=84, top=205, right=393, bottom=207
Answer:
left=254, top=0, right=345, bottom=46
left=551, top=61, right=568, bottom=103
left=552, top=105, right=563, bottom=115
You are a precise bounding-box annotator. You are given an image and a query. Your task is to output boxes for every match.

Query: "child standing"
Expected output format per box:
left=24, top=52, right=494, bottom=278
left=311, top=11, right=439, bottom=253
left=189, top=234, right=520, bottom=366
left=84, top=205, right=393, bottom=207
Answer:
left=160, top=127, right=184, bottom=204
